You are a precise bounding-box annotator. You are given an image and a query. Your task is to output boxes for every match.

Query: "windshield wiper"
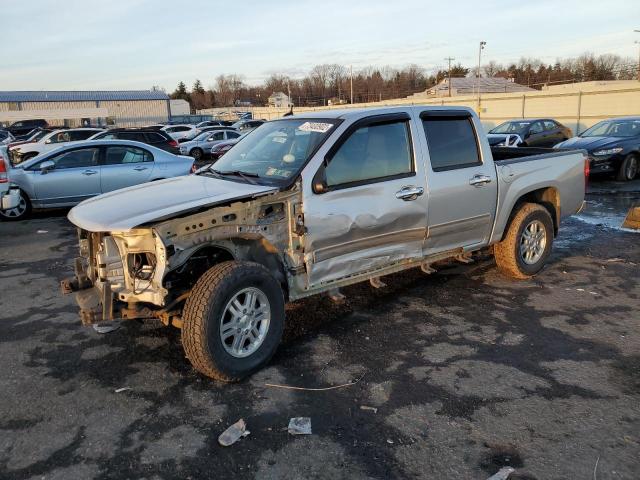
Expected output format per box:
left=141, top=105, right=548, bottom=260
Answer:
left=209, top=168, right=260, bottom=184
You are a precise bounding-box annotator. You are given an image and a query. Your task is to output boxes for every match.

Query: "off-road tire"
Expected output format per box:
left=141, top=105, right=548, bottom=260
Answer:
left=494, top=203, right=554, bottom=279
left=616, top=153, right=638, bottom=182
left=181, top=261, right=285, bottom=382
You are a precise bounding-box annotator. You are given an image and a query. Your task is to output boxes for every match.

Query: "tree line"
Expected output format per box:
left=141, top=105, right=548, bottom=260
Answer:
left=167, top=53, right=637, bottom=110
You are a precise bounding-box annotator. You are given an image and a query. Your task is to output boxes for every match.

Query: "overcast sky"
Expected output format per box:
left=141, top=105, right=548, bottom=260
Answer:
left=2, top=0, right=639, bottom=91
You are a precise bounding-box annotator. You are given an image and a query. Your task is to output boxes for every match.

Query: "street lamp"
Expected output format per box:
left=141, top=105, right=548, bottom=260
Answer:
left=477, top=41, right=486, bottom=113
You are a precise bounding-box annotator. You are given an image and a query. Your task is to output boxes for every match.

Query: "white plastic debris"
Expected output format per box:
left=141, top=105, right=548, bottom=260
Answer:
left=288, top=417, right=312, bottom=435
left=114, top=387, right=131, bottom=393
left=360, top=406, right=378, bottom=413
left=36, top=230, right=48, bottom=234
left=218, top=419, right=250, bottom=446
left=93, top=323, right=120, bottom=334
left=487, top=466, right=515, bottom=480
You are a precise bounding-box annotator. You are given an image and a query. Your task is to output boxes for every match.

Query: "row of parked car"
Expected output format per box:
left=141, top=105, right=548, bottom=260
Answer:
left=0, top=118, right=267, bottom=220
left=487, top=116, right=640, bottom=182
left=1, top=113, right=638, bottom=222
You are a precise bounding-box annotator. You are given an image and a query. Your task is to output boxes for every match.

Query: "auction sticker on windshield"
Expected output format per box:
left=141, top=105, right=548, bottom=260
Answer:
left=298, top=122, right=333, bottom=133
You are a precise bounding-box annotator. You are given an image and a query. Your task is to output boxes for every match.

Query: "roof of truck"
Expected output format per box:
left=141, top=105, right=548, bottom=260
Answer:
left=289, top=105, right=473, bottom=120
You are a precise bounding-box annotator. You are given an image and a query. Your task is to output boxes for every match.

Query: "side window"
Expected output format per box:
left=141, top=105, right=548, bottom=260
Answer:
left=99, top=133, right=117, bottom=139
left=324, top=120, right=413, bottom=188
left=226, top=131, right=240, bottom=139
left=68, top=130, right=97, bottom=141
left=47, top=148, right=99, bottom=169
left=145, top=132, right=165, bottom=144
left=209, top=131, right=225, bottom=141
left=422, top=116, right=481, bottom=171
left=104, top=146, right=153, bottom=165
left=119, top=132, right=147, bottom=142
left=530, top=122, right=544, bottom=134
left=48, top=131, right=71, bottom=143
left=543, top=121, right=557, bottom=131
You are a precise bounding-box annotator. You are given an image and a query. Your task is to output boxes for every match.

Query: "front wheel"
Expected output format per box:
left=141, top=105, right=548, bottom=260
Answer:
left=494, top=203, right=554, bottom=279
left=181, top=261, right=285, bottom=382
left=616, top=154, right=638, bottom=182
left=0, top=190, right=31, bottom=221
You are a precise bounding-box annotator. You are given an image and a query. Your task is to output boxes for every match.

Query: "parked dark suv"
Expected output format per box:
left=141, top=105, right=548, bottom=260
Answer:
left=90, top=128, right=180, bottom=154
left=7, top=119, right=49, bottom=137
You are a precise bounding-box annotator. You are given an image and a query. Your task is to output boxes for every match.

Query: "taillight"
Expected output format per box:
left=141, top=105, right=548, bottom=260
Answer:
left=584, top=156, right=590, bottom=190
left=0, top=157, right=8, bottom=183
left=168, top=139, right=178, bottom=148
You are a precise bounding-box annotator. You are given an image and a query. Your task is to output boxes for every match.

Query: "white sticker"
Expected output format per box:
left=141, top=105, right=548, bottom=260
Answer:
left=298, top=122, right=333, bottom=133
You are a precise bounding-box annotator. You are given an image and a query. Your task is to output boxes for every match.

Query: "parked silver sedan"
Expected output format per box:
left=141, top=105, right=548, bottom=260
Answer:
left=0, top=140, right=194, bottom=220
left=179, top=128, right=241, bottom=160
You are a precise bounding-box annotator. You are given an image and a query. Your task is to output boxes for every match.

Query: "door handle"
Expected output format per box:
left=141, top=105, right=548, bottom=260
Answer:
left=133, top=166, right=148, bottom=171
left=82, top=170, right=98, bottom=176
left=469, top=174, right=492, bottom=187
left=395, top=185, right=424, bottom=201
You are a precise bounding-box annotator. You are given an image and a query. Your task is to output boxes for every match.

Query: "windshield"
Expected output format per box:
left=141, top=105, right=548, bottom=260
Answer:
left=490, top=121, right=530, bottom=134
left=580, top=119, right=640, bottom=138
left=204, top=119, right=339, bottom=185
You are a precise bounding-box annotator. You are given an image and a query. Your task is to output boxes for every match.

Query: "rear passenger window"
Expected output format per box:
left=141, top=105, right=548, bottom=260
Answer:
left=68, top=130, right=98, bottom=141
left=325, top=120, right=413, bottom=188
left=104, top=146, right=152, bottom=165
left=544, top=121, right=557, bottom=131
left=422, top=117, right=481, bottom=171
left=119, top=132, right=147, bottom=142
left=145, top=132, right=165, bottom=144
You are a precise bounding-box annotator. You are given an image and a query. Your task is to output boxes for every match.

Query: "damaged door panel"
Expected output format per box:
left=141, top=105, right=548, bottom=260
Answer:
left=61, top=106, right=587, bottom=382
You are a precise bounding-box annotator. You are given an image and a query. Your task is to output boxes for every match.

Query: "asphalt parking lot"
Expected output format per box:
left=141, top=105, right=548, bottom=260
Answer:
left=1, top=180, right=639, bottom=480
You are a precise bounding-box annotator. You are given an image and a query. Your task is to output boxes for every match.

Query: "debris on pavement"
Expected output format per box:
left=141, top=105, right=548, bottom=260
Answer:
left=93, top=323, right=121, bottom=334
left=486, top=466, right=515, bottom=480
left=360, top=405, right=378, bottom=413
left=114, top=387, right=131, bottom=393
left=386, top=439, right=394, bottom=444
left=36, top=230, right=48, bottom=234
left=265, top=373, right=365, bottom=392
left=218, top=419, right=250, bottom=446
left=622, top=205, right=640, bottom=229
left=288, top=417, right=312, bottom=435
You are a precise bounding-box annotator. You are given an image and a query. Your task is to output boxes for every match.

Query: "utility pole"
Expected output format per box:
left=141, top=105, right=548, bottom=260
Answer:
left=350, top=64, right=354, bottom=104
left=444, top=57, right=455, bottom=97
left=476, top=41, right=486, bottom=113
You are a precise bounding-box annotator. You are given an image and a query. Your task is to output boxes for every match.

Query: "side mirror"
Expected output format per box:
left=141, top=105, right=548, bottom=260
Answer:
left=312, top=167, right=328, bottom=194
left=40, top=160, right=55, bottom=173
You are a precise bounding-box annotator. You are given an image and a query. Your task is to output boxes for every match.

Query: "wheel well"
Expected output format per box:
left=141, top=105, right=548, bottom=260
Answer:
left=503, top=187, right=560, bottom=239
left=166, top=241, right=289, bottom=299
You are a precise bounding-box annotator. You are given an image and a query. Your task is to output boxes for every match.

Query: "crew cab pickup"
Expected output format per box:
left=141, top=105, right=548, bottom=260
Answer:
left=62, top=106, right=587, bottom=381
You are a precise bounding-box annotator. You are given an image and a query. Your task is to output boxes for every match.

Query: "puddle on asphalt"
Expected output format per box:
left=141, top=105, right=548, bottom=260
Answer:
left=576, top=193, right=640, bottom=234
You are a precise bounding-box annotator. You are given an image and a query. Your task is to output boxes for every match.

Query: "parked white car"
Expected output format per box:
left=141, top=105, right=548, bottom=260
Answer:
left=9, top=128, right=104, bottom=164
left=161, top=125, right=198, bottom=141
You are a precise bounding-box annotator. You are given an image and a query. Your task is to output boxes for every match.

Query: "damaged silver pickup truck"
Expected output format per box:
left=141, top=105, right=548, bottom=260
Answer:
left=62, top=106, right=587, bottom=381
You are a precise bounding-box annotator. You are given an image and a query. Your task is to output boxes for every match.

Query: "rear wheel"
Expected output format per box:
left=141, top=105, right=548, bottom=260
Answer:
left=616, top=154, right=638, bottom=182
left=190, top=148, right=203, bottom=161
left=181, top=261, right=285, bottom=382
left=0, top=190, right=31, bottom=221
left=494, top=203, right=554, bottom=279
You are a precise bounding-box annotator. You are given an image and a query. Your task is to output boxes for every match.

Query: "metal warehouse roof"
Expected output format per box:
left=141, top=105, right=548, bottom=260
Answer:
left=0, top=90, right=170, bottom=102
